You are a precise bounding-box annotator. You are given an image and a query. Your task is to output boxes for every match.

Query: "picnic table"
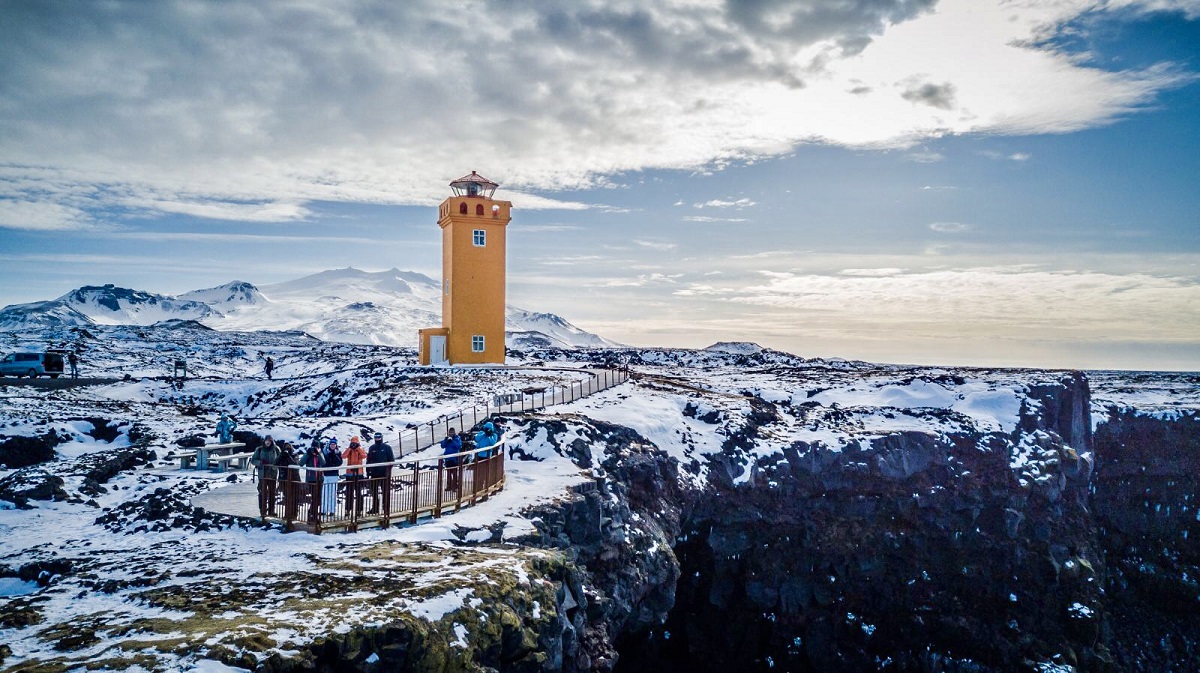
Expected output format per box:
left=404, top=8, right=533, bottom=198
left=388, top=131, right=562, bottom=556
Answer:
left=194, top=442, right=246, bottom=470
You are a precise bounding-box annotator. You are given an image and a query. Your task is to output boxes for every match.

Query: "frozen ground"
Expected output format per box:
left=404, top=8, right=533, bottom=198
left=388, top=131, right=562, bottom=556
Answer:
left=0, top=326, right=1195, bottom=671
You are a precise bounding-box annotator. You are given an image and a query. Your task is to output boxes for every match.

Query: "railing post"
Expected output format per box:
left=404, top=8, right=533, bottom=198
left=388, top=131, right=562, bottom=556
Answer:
left=455, top=461, right=465, bottom=512
left=410, top=462, right=420, bottom=524
left=435, top=460, right=444, bottom=517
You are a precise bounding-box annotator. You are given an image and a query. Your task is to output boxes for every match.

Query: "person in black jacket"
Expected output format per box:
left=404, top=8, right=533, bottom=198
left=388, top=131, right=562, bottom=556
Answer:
left=274, top=442, right=299, bottom=521
left=301, top=440, right=326, bottom=522
left=366, top=432, right=394, bottom=515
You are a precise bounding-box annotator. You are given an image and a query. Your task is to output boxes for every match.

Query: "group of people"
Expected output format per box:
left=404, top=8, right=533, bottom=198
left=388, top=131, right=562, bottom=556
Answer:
left=249, top=421, right=503, bottom=523
left=249, top=432, right=396, bottom=522
left=438, top=421, right=501, bottom=491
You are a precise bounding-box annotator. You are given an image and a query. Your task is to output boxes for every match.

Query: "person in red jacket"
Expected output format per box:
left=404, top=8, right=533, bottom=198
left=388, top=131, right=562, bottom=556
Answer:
left=342, top=436, right=367, bottom=516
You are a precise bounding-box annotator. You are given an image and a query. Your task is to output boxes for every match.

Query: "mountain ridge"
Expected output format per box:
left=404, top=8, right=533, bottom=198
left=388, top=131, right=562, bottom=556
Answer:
left=0, top=268, right=619, bottom=349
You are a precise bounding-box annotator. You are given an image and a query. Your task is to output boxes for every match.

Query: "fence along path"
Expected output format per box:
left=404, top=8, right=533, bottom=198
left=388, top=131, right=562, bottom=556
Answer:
left=249, top=366, right=629, bottom=534
left=395, top=366, right=629, bottom=456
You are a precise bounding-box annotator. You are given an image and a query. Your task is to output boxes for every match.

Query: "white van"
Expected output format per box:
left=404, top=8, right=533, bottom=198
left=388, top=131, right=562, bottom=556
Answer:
left=0, top=351, right=66, bottom=379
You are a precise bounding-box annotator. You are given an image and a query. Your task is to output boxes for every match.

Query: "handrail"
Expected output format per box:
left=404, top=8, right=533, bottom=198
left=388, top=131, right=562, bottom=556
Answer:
left=395, top=365, right=629, bottom=455
left=288, top=438, right=508, bottom=474
left=261, top=440, right=509, bottom=534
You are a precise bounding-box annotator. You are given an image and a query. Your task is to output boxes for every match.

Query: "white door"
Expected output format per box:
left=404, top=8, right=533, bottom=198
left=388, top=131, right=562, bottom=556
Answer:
left=429, top=336, right=447, bottom=365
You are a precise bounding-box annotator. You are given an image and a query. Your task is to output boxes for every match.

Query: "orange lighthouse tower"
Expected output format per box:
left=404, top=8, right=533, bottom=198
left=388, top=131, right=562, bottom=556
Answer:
left=418, top=171, right=512, bottom=365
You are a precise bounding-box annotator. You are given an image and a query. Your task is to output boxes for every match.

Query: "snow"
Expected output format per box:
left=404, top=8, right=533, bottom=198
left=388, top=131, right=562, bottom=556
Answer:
left=0, top=268, right=614, bottom=349
left=0, top=577, right=39, bottom=596
left=407, top=587, right=475, bottom=621
left=0, top=322, right=1194, bottom=671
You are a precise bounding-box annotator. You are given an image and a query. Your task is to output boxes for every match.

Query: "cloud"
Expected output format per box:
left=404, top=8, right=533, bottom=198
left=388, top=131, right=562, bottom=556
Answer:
left=900, top=80, right=958, bottom=110
left=0, top=0, right=1189, bottom=223
left=719, top=267, right=1200, bottom=341
left=928, top=221, right=973, bottom=233
left=694, top=198, right=757, bottom=209
left=682, top=215, right=750, bottom=223
left=979, top=150, right=1032, bottom=161
left=602, top=272, right=683, bottom=287
left=0, top=200, right=95, bottom=231
left=906, top=149, right=945, bottom=163
left=633, top=240, right=677, bottom=251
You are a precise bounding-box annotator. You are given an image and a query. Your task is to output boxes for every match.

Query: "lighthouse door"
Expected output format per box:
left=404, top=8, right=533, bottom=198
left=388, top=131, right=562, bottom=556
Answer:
left=429, top=336, right=448, bottom=365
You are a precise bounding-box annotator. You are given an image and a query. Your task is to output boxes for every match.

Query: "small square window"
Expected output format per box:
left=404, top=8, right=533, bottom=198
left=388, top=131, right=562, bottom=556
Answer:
left=473, top=229, right=486, bottom=246
left=471, top=335, right=485, bottom=352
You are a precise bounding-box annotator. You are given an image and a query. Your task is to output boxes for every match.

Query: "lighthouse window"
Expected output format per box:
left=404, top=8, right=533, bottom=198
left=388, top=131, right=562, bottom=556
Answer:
left=473, top=229, right=486, bottom=246
left=476, top=204, right=485, bottom=216
left=472, top=335, right=485, bottom=352
left=459, top=202, right=468, bottom=214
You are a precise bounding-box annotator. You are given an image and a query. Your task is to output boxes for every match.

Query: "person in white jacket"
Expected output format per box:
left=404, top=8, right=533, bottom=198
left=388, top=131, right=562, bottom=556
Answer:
left=320, top=438, right=342, bottom=515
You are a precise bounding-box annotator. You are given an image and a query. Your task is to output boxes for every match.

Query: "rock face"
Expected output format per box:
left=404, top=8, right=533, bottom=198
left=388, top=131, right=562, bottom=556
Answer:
left=611, top=374, right=1198, bottom=673
left=1092, top=409, right=1200, bottom=672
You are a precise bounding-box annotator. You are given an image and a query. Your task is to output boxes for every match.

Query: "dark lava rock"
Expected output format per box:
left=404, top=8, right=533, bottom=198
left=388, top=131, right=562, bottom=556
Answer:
left=616, top=372, right=1111, bottom=673
left=0, top=431, right=64, bottom=469
left=0, top=467, right=67, bottom=509
left=1093, top=408, right=1200, bottom=672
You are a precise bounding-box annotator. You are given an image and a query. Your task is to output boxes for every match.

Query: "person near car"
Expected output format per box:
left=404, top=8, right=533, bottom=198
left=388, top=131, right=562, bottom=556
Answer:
left=68, top=351, right=79, bottom=379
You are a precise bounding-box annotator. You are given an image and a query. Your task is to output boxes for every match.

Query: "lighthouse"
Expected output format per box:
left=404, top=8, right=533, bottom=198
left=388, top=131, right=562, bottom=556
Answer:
left=418, top=171, right=512, bottom=365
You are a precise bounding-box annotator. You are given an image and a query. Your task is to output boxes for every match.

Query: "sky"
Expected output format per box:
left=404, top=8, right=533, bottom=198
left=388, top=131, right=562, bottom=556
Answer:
left=1, top=0, right=1199, bottom=371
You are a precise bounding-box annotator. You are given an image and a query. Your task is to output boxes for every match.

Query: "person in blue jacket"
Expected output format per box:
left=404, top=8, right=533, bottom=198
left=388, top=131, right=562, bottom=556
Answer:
left=440, top=428, right=463, bottom=491
left=474, top=422, right=499, bottom=459
left=215, top=413, right=237, bottom=444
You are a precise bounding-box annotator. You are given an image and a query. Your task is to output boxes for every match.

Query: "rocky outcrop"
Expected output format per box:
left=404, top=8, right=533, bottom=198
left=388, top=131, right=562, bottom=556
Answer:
left=615, top=373, right=1121, bottom=673
left=1093, top=409, right=1200, bottom=672
left=513, top=417, right=689, bottom=672
left=0, top=445, right=157, bottom=508
left=0, top=431, right=65, bottom=469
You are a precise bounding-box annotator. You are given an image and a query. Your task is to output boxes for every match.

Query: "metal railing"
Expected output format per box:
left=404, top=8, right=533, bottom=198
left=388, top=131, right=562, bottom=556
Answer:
left=258, top=441, right=507, bottom=534
left=395, top=366, right=629, bottom=455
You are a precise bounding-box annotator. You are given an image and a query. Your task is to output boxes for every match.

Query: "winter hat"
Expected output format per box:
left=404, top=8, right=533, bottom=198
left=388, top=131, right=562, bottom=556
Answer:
left=483, top=422, right=495, bottom=432
left=374, top=432, right=383, bottom=439
left=327, top=437, right=338, bottom=446
left=349, top=436, right=360, bottom=446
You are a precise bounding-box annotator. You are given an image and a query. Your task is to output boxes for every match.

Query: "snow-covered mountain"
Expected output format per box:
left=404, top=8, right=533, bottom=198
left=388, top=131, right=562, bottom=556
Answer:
left=0, top=269, right=617, bottom=349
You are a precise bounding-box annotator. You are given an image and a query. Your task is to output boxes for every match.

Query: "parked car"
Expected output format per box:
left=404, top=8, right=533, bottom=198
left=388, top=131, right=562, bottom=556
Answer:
left=0, top=351, right=65, bottom=378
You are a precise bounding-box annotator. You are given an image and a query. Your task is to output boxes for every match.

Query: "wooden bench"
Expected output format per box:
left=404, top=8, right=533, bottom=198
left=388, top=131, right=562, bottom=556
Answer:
left=209, top=451, right=254, bottom=473
left=175, top=450, right=198, bottom=469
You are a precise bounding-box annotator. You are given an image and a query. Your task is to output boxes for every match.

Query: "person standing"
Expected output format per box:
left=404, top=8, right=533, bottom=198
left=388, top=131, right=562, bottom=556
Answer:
left=321, top=438, right=342, bottom=516
left=366, top=432, right=394, bottom=515
left=440, top=428, right=463, bottom=492
left=216, top=413, right=237, bottom=444
left=275, top=441, right=299, bottom=522
left=301, top=440, right=326, bottom=522
left=342, top=436, right=367, bottom=516
left=265, top=356, right=274, bottom=380
left=68, top=351, right=79, bottom=379
left=250, top=435, right=281, bottom=517
left=474, top=422, right=499, bottom=459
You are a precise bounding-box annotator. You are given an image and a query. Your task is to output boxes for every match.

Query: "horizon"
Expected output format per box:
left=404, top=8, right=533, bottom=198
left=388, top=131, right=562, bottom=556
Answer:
left=2, top=2, right=1199, bottom=371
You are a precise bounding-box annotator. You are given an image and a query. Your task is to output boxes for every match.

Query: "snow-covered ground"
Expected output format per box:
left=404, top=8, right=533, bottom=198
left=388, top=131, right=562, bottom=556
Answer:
left=0, top=325, right=1195, bottom=671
